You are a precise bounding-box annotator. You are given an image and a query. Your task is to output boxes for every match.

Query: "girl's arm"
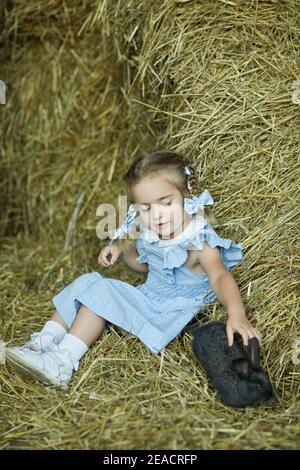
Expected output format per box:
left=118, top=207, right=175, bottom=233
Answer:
left=119, top=244, right=149, bottom=273
left=195, top=242, right=262, bottom=347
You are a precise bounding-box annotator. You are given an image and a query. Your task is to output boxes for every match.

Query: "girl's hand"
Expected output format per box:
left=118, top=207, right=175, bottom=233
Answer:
left=226, top=315, right=263, bottom=348
left=98, top=243, right=123, bottom=268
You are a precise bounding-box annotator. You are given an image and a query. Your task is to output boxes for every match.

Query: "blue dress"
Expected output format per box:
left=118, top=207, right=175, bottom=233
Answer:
left=51, top=210, right=244, bottom=355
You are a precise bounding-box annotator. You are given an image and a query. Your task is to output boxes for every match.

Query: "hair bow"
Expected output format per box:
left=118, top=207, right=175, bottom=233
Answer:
left=184, top=189, right=214, bottom=215
left=108, top=203, right=139, bottom=246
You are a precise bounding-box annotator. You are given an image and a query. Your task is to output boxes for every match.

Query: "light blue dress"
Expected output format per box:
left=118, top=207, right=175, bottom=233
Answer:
left=51, top=210, right=244, bottom=355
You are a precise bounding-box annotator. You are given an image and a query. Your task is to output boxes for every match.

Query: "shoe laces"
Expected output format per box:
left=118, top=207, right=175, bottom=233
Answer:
left=26, top=332, right=60, bottom=352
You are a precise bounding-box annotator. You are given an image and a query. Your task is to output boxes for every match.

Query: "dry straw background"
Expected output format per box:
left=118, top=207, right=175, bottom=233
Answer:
left=0, top=0, right=300, bottom=450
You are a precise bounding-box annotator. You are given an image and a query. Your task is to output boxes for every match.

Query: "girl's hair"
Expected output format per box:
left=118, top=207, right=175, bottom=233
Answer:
left=115, top=149, right=218, bottom=249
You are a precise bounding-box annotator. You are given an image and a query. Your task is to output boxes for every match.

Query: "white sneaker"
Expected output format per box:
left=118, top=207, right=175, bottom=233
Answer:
left=11, top=332, right=61, bottom=354
left=5, top=345, right=79, bottom=391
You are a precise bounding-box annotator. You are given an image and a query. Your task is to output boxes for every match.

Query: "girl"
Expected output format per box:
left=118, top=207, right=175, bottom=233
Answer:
left=5, top=150, right=262, bottom=391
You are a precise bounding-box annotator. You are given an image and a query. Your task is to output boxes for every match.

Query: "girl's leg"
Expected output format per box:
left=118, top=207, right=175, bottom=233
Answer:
left=50, top=304, right=107, bottom=367
left=40, top=301, right=106, bottom=346
left=36, top=304, right=106, bottom=350
left=67, top=304, right=107, bottom=347
left=36, top=310, right=69, bottom=346
left=49, top=310, right=69, bottom=331
left=6, top=305, right=107, bottom=389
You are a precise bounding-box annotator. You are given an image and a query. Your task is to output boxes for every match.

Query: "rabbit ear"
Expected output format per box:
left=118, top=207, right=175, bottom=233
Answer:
left=232, top=358, right=252, bottom=379
left=246, top=337, right=261, bottom=369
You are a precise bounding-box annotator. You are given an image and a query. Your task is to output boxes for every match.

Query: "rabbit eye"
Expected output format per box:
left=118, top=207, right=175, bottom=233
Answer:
left=256, top=383, right=262, bottom=390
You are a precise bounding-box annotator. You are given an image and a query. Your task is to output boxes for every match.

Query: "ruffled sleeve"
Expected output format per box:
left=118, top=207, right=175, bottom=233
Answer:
left=187, top=221, right=244, bottom=273
left=135, top=236, right=148, bottom=265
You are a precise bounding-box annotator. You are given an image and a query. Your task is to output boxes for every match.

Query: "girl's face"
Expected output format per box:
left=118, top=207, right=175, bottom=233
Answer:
left=131, top=173, right=192, bottom=239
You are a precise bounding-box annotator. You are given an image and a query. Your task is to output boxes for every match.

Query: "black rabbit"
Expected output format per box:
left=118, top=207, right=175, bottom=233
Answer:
left=191, top=321, right=274, bottom=408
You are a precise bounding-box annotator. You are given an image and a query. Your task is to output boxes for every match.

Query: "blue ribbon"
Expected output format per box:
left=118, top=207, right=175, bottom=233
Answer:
left=109, top=203, right=139, bottom=246
left=184, top=189, right=214, bottom=214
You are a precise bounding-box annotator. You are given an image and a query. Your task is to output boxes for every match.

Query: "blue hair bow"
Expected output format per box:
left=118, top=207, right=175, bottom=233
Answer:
left=108, top=203, right=139, bottom=246
left=184, top=189, right=214, bottom=214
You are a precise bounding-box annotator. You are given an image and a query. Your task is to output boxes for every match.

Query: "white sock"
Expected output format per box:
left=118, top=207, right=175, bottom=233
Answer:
left=40, top=320, right=67, bottom=344
left=58, top=333, right=89, bottom=362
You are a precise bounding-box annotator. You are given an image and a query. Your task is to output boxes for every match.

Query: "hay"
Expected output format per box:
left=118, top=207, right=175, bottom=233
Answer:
left=0, top=0, right=299, bottom=450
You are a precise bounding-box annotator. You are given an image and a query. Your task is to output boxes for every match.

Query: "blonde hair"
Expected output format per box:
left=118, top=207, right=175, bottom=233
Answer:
left=115, top=149, right=218, bottom=250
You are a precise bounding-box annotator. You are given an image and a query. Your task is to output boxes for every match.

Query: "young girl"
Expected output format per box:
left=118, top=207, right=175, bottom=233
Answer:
left=5, top=150, right=262, bottom=391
